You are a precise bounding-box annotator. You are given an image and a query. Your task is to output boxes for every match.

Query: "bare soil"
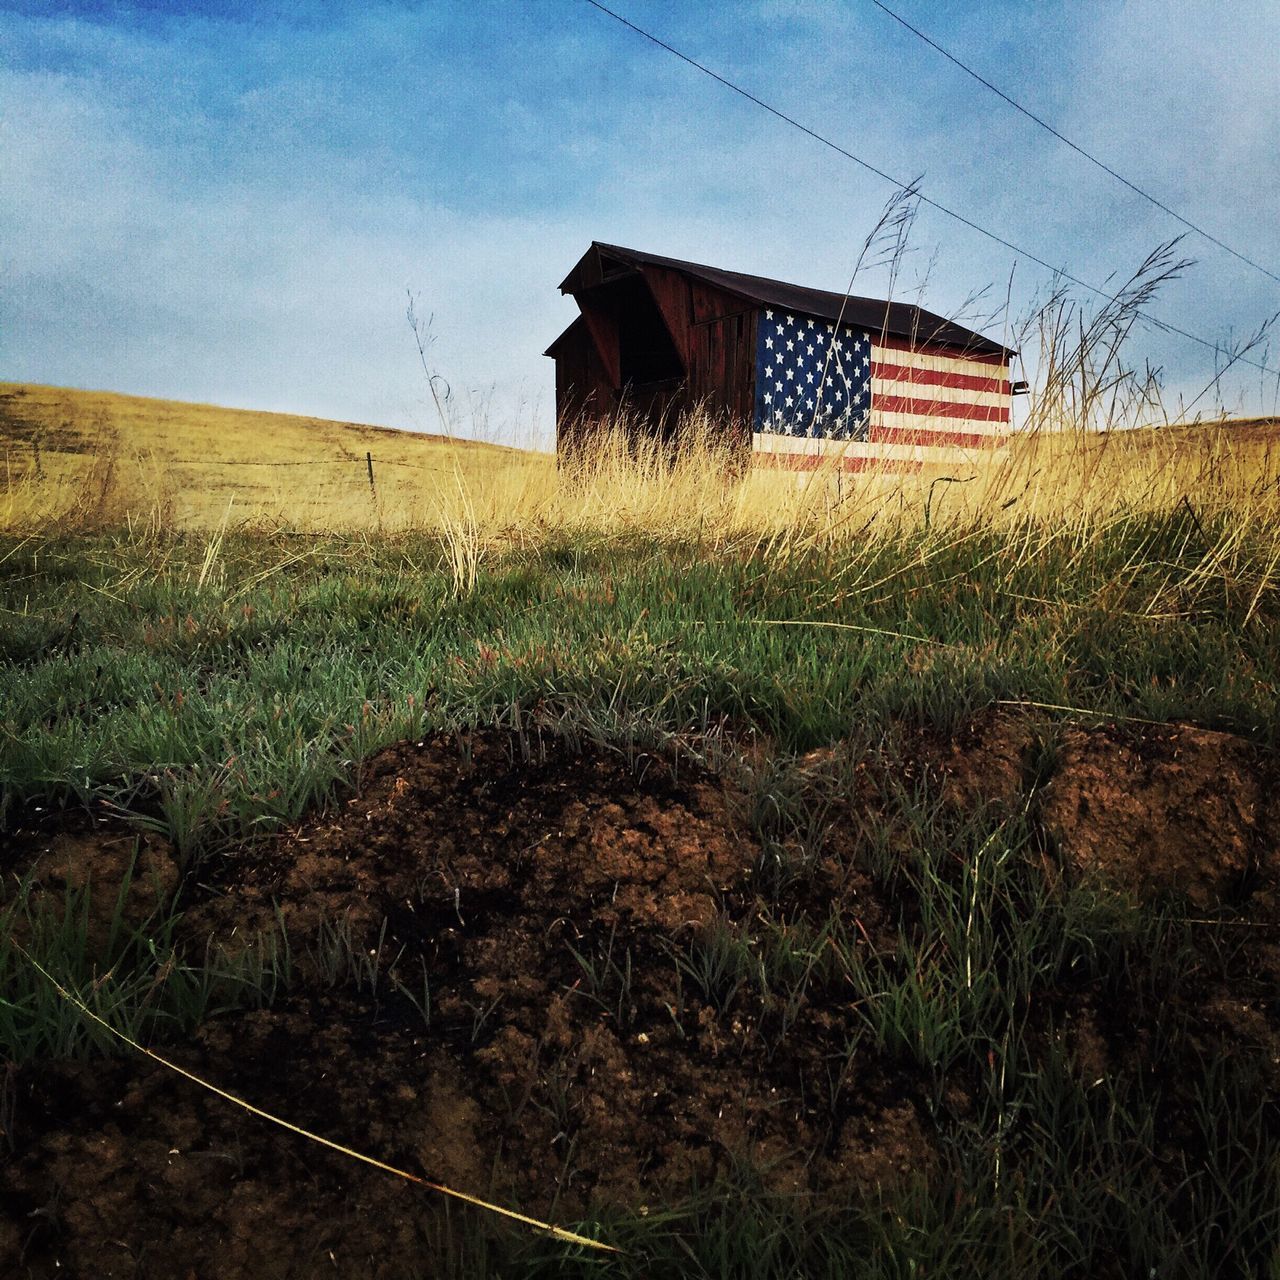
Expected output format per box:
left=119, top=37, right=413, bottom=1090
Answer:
left=1041, top=722, right=1273, bottom=907
left=3, top=718, right=1278, bottom=1278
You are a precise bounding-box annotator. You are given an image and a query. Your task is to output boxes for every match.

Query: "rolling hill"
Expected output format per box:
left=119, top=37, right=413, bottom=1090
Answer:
left=0, top=382, right=544, bottom=531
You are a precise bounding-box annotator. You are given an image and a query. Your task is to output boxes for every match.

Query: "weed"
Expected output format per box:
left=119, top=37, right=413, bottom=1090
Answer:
left=306, top=914, right=392, bottom=996
left=662, top=916, right=755, bottom=1018
left=565, top=922, right=637, bottom=1030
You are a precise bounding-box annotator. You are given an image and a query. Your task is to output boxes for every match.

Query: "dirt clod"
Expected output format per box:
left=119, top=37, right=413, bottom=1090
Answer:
left=1042, top=723, right=1273, bottom=907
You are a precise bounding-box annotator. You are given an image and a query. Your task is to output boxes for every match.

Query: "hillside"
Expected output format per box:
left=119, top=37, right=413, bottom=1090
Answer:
left=0, top=382, right=544, bottom=530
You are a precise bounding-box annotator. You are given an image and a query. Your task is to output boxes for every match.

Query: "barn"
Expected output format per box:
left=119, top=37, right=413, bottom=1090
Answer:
left=545, top=241, right=1019, bottom=472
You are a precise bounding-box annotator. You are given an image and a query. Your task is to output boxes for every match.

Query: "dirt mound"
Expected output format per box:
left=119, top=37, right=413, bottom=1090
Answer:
left=900, top=712, right=1277, bottom=909
left=5, top=731, right=928, bottom=1277
left=188, top=729, right=755, bottom=951
left=11, top=718, right=1277, bottom=1274
left=1042, top=723, right=1277, bottom=907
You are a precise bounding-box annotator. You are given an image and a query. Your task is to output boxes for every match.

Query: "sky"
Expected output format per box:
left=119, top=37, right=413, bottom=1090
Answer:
left=3, top=0, right=1280, bottom=448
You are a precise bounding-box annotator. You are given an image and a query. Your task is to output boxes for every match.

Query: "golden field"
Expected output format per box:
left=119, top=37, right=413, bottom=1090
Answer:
left=0, top=382, right=539, bottom=535
left=2, top=381, right=1278, bottom=547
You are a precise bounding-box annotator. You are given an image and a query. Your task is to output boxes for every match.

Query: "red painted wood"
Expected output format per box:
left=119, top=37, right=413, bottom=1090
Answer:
left=871, top=362, right=1011, bottom=394
left=874, top=396, right=1011, bottom=422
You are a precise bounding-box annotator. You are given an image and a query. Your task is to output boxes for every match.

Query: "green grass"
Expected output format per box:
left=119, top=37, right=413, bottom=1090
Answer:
left=2, top=521, right=1279, bottom=1277
left=2, top=515, right=1275, bottom=855
left=0, top=856, right=288, bottom=1063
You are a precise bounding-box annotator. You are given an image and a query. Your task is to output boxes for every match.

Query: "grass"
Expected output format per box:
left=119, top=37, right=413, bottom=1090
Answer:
left=4, top=508, right=1278, bottom=1273
left=0, top=857, right=288, bottom=1063
left=2, top=497, right=1276, bottom=852
left=3, top=376, right=1280, bottom=1274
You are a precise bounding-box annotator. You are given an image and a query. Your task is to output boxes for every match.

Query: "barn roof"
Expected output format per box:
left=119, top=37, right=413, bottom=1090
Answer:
left=555, top=241, right=1014, bottom=358
left=543, top=314, right=587, bottom=359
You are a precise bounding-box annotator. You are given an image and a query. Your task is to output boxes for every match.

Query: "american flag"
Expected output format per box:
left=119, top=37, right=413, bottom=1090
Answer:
left=751, top=307, right=1011, bottom=472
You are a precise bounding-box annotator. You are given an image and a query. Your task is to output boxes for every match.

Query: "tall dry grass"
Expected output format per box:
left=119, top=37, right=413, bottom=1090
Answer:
left=5, top=393, right=1278, bottom=552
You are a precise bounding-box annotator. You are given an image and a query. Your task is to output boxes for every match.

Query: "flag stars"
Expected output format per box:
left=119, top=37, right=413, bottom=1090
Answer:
left=756, top=310, right=875, bottom=443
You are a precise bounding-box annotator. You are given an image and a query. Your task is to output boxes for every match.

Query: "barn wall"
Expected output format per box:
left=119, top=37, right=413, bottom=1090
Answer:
left=639, top=268, right=756, bottom=448
left=552, top=322, right=614, bottom=452
left=576, top=301, right=622, bottom=388
left=555, top=262, right=759, bottom=452
left=639, top=266, right=694, bottom=358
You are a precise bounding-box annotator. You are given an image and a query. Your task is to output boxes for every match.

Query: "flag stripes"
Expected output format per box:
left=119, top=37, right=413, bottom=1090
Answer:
left=752, top=307, right=1012, bottom=471
left=872, top=396, right=1010, bottom=421
left=871, top=363, right=1009, bottom=394
left=869, top=424, right=1001, bottom=449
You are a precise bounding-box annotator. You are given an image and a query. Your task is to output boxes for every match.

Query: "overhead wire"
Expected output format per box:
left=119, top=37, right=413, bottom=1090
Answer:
left=579, top=0, right=1280, bottom=379
left=869, top=0, right=1280, bottom=288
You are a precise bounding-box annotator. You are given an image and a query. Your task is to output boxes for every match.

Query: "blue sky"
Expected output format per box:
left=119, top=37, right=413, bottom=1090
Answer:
left=4, top=0, right=1279, bottom=446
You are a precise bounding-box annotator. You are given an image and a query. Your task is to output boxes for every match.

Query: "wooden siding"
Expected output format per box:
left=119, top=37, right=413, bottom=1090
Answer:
left=549, top=318, right=613, bottom=450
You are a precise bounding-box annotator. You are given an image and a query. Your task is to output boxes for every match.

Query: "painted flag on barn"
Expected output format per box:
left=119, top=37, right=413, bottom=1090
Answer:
left=751, top=308, right=1011, bottom=472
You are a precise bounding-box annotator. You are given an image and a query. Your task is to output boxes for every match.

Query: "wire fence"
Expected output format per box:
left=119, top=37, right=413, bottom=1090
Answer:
left=163, top=455, right=434, bottom=472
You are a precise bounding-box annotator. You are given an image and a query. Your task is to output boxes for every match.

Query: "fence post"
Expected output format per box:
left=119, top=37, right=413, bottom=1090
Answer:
left=366, top=451, right=376, bottom=499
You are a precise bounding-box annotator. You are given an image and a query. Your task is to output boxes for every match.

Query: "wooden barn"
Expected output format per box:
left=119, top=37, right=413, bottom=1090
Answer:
left=545, top=241, right=1019, bottom=471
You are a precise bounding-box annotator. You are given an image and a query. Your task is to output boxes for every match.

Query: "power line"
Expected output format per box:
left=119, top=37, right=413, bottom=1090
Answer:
left=869, top=0, right=1280, bottom=288
left=580, top=0, right=1280, bottom=379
